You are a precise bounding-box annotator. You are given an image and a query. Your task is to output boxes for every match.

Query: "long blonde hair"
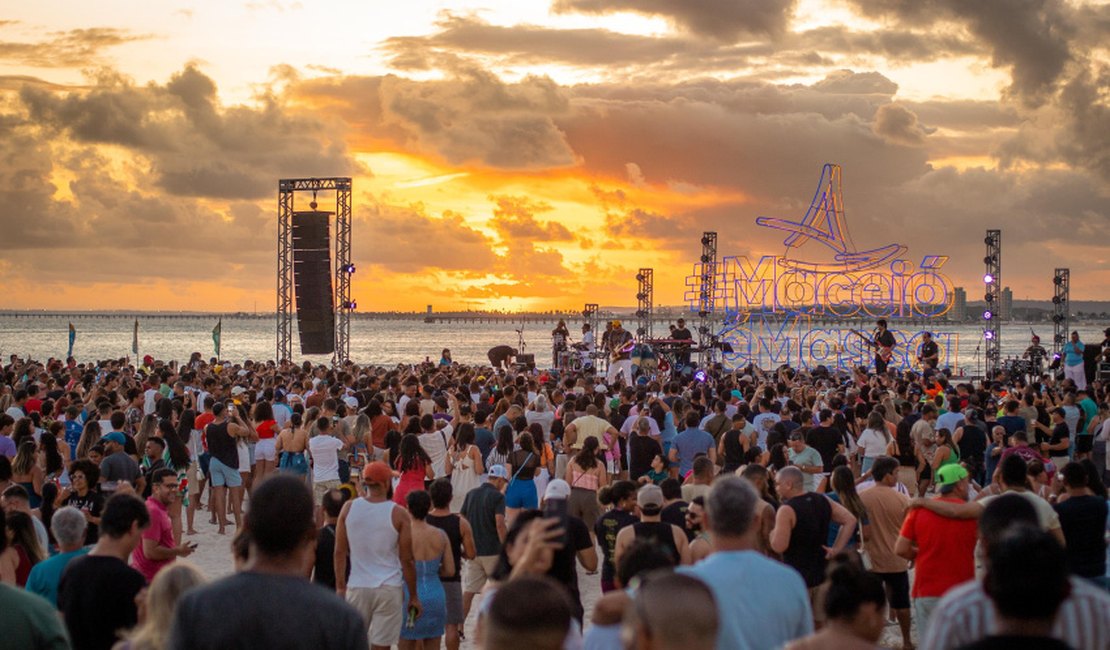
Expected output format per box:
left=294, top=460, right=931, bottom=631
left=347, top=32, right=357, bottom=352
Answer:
left=351, top=413, right=371, bottom=446
left=135, top=414, right=158, bottom=453
left=120, top=563, right=206, bottom=650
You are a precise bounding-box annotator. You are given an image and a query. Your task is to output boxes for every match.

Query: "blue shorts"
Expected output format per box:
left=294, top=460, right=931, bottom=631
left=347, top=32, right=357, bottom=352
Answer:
left=209, top=458, right=243, bottom=488
left=504, top=477, right=538, bottom=509
left=199, top=453, right=212, bottom=478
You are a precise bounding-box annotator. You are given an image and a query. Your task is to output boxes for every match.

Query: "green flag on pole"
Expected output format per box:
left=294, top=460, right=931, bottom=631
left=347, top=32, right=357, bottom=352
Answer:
left=213, top=318, right=222, bottom=358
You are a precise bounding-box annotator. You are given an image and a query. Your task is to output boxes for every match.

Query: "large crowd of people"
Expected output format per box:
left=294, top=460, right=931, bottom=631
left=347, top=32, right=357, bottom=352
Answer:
left=1, top=335, right=1109, bottom=649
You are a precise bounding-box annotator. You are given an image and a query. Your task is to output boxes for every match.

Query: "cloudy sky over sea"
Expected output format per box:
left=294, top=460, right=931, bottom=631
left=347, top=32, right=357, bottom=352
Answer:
left=1, top=0, right=1107, bottom=312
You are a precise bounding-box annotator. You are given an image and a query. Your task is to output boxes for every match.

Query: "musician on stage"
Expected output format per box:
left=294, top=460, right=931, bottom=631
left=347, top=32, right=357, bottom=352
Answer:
left=917, top=332, right=939, bottom=370
left=1100, top=328, right=1110, bottom=361
left=1023, top=334, right=1048, bottom=376
left=577, top=323, right=596, bottom=368
left=551, top=319, right=570, bottom=368
left=672, top=318, right=693, bottom=368
left=872, top=319, right=896, bottom=374
left=606, top=320, right=635, bottom=385
left=487, top=345, right=517, bottom=372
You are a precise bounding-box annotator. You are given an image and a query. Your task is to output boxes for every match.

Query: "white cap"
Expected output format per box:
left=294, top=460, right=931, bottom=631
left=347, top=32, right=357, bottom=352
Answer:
left=230, top=386, right=247, bottom=396
left=488, top=465, right=510, bottom=480
left=544, top=479, right=571, bottom=500
left=343, top=396, right=359, bottom=410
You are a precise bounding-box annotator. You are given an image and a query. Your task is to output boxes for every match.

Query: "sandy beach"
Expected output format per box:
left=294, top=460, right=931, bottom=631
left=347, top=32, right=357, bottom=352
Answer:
left=183, top=500, right=911, bottom=649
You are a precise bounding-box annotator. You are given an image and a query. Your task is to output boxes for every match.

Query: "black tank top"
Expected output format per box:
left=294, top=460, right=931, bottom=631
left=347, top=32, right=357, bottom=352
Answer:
left=783, top=493, right=831, bottom=588
left=426, top=513, right=462, bottom=582
left=721, top=429, right=745, bottom=472
left=206, top=421, right=238, bottom=469
left=633, top=521, right=680, bottom=564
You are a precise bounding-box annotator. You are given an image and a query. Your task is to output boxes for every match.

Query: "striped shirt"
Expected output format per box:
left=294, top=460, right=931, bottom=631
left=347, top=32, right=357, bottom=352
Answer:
left=921, top=577, right=1110, bottom=650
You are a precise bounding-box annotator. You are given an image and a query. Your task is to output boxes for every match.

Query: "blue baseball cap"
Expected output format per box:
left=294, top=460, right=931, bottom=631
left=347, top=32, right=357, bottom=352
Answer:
left=103, top=432, right=127, bottom=446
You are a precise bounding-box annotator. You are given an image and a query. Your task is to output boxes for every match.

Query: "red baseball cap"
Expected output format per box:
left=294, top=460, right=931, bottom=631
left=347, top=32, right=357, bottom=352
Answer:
left=362, top=461, right=392, bottom=485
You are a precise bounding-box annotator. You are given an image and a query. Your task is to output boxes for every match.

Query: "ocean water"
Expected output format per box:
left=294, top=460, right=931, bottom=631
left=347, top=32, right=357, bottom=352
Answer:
left=0, top=314, right=1102, bottom=375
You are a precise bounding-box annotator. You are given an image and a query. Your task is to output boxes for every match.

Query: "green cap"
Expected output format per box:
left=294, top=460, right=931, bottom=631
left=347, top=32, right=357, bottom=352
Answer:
left=935, top=464, right=969, bottom=487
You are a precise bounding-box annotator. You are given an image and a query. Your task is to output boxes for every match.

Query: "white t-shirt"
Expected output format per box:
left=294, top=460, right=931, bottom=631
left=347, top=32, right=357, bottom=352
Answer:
left=308, top=435, right=345, bottom=483
left=272, top=403, right=292, bottom=430
left=4, top=406, right=24, bottom=420
left=143, top=389, right=159, bottom=415
left=857, top=428, right=890, bottom=458
left=419, top=425, right=452, bottom=479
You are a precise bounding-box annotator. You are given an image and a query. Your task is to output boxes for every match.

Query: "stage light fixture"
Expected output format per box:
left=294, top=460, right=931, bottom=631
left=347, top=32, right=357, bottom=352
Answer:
left=700, top=255, right=710, bottom=263
left=694, top=369, right=707, bottom=383
left=983, top=310, right=993, bottom=320
left=984, top=330, right=995, bottom=340
left=636, top=273, right=645, bottom=282
left=985, top=294, right=994, bottom=302
left=983, top=273, right=994, bottom=284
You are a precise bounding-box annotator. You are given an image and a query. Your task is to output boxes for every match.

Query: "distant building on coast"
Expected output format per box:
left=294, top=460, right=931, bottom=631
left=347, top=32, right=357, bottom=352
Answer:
left=952, top=287, right=967, bottom=321
left=1001, top=287, right=1013, bottom=320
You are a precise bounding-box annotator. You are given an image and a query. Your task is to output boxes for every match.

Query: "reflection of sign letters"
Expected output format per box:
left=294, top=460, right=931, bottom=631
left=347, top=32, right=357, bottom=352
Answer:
left=685, top=164, right=957, bottom=370
left=717, top=314, right=959, bottom=370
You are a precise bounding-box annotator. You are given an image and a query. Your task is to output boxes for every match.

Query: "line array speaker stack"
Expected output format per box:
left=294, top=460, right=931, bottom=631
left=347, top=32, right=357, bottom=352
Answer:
left=292, top=211, right=335, bottom=354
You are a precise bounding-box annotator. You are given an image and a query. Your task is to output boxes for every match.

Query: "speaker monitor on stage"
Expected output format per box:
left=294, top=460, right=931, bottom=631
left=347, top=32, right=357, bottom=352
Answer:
left=515, top=353, right=536, bottom=370
left=292, top=211, right=335, bottom=355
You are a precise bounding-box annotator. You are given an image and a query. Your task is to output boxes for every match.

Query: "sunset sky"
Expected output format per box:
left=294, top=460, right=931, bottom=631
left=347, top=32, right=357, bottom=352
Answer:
left=1, top=0, right=1108, bottom=312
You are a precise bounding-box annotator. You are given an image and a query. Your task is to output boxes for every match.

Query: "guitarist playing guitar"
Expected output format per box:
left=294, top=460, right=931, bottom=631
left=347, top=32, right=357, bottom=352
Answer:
left=852, top=319, right=896, bottom=374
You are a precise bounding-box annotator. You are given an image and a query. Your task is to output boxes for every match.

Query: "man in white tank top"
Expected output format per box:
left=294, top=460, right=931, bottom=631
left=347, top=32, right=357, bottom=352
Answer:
left=335, top=461, right=419, bottom=650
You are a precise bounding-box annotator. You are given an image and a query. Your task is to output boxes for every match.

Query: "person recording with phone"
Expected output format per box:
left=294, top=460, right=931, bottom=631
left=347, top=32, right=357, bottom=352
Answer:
left=131, top=467, right=196, bottom=582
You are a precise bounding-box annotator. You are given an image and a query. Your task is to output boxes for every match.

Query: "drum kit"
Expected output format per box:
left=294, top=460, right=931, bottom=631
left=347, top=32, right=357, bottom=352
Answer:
left=1003, top=357, right=1034, bottom=377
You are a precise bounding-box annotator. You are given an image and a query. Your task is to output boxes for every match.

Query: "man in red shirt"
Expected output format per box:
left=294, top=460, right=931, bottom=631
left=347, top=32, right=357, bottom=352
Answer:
left=131, top=468, right=194, bottom=582
left=895, top=464, right=978, bottom=632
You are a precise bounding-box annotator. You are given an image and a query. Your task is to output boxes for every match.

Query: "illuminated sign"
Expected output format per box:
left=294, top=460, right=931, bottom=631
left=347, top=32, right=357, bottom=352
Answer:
left=685, top=164, right=958, bottom=370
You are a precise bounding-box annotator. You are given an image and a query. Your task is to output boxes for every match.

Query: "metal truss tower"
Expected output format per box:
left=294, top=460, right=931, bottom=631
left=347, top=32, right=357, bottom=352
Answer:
left=983, top=230, right=1001, bottom=376
left=697, top=232, right=718, bottom=364
left=277, top=177, right=353, bottom=364
left=1052, top=268, right=1070, bottom=357
left=635, top=269, right=654, bottom=342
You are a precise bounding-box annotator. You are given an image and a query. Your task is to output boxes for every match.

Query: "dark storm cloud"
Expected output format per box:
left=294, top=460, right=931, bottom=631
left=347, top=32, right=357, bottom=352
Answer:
left=846, top=0, right=1075, bottom=101
left=293, top=65, right=576, bottom=171
left=20, top=65, right=357, bottom=200
left=551, top=0, right=797, bottom=40
left=0, top=27, right=152, bottom=68
left=1055, top=66, right=1110, bottom=185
